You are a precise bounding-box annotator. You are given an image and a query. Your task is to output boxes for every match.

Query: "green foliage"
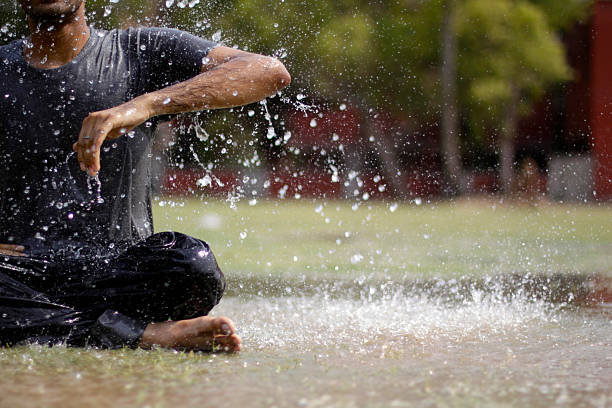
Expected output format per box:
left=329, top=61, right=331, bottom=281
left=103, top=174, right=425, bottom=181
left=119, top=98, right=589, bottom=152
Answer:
left=456, top=0, right=574, bottom=139
left=527, top=0, right=592, bottom=30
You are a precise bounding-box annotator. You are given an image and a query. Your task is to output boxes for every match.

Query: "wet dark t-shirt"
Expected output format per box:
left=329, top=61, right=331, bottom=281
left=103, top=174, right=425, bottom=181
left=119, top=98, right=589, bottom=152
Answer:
left=0, top=27, right=215, bottom=253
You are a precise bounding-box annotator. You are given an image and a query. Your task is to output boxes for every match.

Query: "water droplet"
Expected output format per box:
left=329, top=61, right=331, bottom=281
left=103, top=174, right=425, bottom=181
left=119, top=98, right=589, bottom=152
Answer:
left=389, top=203, right=398, bottom=212
left=239, top=231, right=247, bottom=240
left=165, top=0, right=174, bottom=7
left=267, top=126, right=276, bottom=139
left=350, top=253, right=364, bottom=264
left=162, top=97, right=171, bottom=105
left=339, top=103, right=347, bottom=111
left=310, top=119, right=317, bottom=128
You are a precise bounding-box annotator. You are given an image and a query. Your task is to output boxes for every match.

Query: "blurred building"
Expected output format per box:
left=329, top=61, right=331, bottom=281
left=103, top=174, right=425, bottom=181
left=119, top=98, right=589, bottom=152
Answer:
left=590, top=0, right=612, bottom=201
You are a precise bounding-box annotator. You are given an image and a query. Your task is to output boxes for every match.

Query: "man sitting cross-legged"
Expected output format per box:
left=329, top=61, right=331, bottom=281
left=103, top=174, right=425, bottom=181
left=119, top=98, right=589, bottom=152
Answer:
left=0, top=0, right=290, bottom=351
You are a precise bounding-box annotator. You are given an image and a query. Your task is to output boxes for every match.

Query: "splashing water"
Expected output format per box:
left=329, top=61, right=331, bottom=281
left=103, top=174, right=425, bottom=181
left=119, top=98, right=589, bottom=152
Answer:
left=86, top=174, right=104, bottom=204
left=216, top=287, right=559, bottom=353
left=280, top=95, right=319, bottom=113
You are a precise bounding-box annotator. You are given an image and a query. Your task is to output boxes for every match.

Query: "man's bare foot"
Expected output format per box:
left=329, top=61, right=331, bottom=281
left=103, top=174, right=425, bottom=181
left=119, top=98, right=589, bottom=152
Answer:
left=139, top=316, right=242, bottom=352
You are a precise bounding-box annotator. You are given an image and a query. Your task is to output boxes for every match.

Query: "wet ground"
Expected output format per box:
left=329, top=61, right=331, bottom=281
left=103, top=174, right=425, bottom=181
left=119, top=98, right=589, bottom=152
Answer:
left=0, top=200, right=610, bottom=407
left=1, top=287, right=610, bottom=408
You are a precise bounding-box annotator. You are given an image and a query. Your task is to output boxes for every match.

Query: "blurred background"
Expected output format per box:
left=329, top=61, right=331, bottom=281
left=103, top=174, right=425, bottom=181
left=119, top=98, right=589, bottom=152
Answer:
left=0, top=0, right=610, bottom=203
left=1, top=4, right=611, bottom=406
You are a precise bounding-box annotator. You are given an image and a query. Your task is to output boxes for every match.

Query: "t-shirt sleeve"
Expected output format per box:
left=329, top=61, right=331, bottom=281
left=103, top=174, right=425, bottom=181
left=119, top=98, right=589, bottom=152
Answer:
left=129, top=27, right=217, bottom=94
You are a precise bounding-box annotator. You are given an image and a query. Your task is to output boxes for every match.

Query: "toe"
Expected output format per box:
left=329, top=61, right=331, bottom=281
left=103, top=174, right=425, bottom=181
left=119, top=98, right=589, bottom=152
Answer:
left=213, top=333, right=242, bottom=353
left=214, top=316, right=237, bottom=336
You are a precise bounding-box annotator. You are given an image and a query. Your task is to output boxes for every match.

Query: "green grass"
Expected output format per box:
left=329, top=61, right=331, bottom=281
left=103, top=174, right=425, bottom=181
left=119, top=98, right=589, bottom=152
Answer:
left=153, top=198, right=612, bottom=281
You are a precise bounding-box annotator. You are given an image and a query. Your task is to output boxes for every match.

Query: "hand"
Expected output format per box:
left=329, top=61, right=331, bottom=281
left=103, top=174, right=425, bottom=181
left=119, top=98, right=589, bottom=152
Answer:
left=73, top=100, right=152, bottom=176
left=0, top=244, right=25, bottom=257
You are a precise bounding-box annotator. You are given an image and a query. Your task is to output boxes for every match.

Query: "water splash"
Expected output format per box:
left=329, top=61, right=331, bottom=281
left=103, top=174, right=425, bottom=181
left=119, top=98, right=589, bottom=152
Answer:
left=280, top=95, right=319, bottom=113
left=217, top=284, right=560, bottom=353
left=86, top=174, right=104, bottom=204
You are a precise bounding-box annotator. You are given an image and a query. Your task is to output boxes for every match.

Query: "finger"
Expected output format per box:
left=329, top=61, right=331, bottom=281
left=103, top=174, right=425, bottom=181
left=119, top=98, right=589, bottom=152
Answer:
left=78, top=116, right=110, bottom=176
left=217, top=319, right=237, bottom=336
left=0, top=244, right=24, bottom=251
left=81, top=129, right=98, bottom=171
left=73, top=141, right=86, bottom=171
left=77, top=116, right=96, bottom=172
left=0, top=250, right=26, bottom=257
left=75, top=142, right=86, bottom=171
left=88, top=124, right=112, bottom=176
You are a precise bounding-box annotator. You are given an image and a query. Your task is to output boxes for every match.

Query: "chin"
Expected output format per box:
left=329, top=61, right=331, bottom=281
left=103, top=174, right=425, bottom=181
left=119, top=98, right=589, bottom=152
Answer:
left=20, top=0, right=83, bottom=22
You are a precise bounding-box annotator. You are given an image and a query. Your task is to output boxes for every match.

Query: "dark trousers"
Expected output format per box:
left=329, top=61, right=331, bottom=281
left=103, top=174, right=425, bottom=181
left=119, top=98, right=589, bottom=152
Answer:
left=0, top=232, right=225, bottom=348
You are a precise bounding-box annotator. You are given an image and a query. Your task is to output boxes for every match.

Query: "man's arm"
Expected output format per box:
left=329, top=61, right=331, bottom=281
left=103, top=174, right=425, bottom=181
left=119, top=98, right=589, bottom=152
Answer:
left=73, top=46, right=291, bottom=176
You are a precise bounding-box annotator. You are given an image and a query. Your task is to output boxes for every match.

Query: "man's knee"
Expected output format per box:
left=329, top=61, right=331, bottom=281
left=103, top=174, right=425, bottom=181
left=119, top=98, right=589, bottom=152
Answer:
left=183, top=239, right=226, bottom=304
left=145, top=232, right=226, bottom=314
left=114, top=232, right=226, bottom=319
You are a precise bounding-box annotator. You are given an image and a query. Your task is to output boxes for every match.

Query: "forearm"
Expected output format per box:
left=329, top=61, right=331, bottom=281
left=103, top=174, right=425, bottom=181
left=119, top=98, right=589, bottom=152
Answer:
left=140, top=55, right=290, bottom=118
left=73, top=49, right=290, bottom=176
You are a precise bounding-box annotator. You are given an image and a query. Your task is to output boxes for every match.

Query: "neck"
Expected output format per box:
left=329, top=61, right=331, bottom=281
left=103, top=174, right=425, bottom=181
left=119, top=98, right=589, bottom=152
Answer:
left=23, top=3, right=90, bottom=69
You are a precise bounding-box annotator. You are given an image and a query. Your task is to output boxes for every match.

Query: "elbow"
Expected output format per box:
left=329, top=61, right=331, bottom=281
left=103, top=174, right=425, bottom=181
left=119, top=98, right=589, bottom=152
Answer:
left=276, top=63, right=291, bottom=89
left=267, top=58, right=291, bottom=90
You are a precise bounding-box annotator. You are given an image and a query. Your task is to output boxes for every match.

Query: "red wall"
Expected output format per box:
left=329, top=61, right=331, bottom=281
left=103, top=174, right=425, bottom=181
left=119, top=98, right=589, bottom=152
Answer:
left=591, top=1, right=612, bottom=199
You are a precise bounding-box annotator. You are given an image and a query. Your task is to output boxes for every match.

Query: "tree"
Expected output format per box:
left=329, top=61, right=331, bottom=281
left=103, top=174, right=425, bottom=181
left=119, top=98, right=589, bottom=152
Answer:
left=456, top=0, right=574, bottom=194
left=440, top=0, right=464, bottom=195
